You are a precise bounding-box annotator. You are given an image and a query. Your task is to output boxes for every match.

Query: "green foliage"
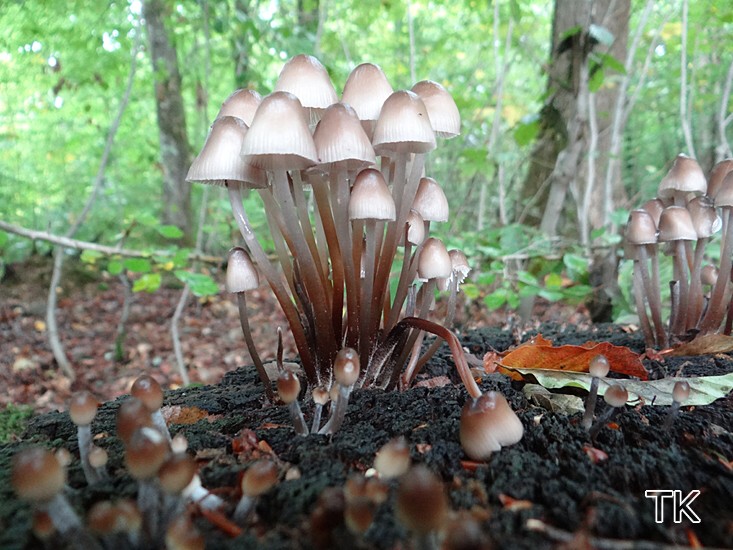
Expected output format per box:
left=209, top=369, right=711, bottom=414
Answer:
left=0, top=404, right=33, bottom=443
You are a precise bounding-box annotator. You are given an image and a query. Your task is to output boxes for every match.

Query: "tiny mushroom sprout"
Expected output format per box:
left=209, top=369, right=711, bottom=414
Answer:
left=374, top=436, right=411, bottom=480
left=233, top=459, right=279, bottom=524
left=320, top=347, right=361, bottom=434
left=590, top=383, right=629, bottom=439
left=395, top=465, right=448, bottom=550
left=460, top=391, right=524, bottom=461
left=277, top=367, right=309, bottom=436
left=68, top=390, right=101, bottom=484
left=663, top=380, right=692, bottom=429
left=12, top=447, right=101, bottom=549
left=226, top=246, right=273, bottom=401
left=130, top=374, right=170, bottom=441
left=581, top=354, right=611, bottom=430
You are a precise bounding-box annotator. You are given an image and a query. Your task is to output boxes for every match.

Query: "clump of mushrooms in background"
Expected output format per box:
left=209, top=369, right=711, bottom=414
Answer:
left=624, top=154, right=733, bottom=347
left=187, top=54, right=523, bottom=450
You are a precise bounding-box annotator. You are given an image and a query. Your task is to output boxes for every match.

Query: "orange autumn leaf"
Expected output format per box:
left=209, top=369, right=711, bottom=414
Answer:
left=485, top=335, right=648, bottom=381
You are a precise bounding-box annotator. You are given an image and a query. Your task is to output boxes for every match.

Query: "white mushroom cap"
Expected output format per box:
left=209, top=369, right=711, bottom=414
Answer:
left=349, top=168, right=396, bottom=221
left=657, top=154, right=707, bottom=200
left=412, top=177, right=449, bottom=222
left=226, top=247, right=259, bottom=293
left=411, top=80, right=460, bottom=138
left=372, top=91, right=436, bottom=155
left=313, top=103, right=376, bottom=170
left=342, top=63, right=394, bottom=123
left=240, top=91, right=318, bottom=170
left=417, top=238, right=452, bottom=281
left=274, top=54, right=337, bottom=121
left=459, top=392, right=523, bottom=461
left=216, top=89, right=262, bottom=126
left=186, top=116, right=267, bottom=188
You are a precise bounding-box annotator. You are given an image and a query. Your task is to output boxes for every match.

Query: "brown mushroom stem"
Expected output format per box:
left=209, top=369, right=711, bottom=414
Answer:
left=670, top=241, right=690, bottom=338
left=312, top=177, right=345, bottom=342
left=270, top=170, right=336, bottom=379
left=396, top=281, right=436, bottom=388
left=292, top=170, right=330, bottom=291
left=701, top=209, right=733, bottom=333
left=385, top=243, right=423, bottom=332
left=669, top=281, right=680, bottom=339
left=588, top=406, right=621, bottom=440
left=631, top=260, right=655, bottom=349
left=414, top=275, right=460, bottom=372
left=318, top=384, right=353, bottom=435
left=581, top=377, right=602, bottom=431
left=259, top=189, right=297, bottom=292
left=635, top=245, right=666, bottom=347
left=228, top=183, right=317, bottom=382
left=237, top=293, right=274, bottom=402
left=359, top=219, right=380, bottom=364
left=688, top=237, right=708, bottom=330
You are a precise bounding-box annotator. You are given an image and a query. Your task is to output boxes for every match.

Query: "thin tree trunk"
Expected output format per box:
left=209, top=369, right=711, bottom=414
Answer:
left=45, top=36, right=140, bottom=380
left=143, top=0, right=193, bottom=243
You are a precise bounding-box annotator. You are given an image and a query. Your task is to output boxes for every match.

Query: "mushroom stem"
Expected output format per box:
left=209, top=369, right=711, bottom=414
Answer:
left=688, top=237, right=708, bottom=329
left=289, top=401, right=309, bottom=436
left=647, top=246, right=667, bottom=347
left=318, top=384, right=353, bottom=435
left=413, top=276, right=460, bottom=372
left=77, top=424, right=101, bottom=485
left=228, top=183, right=317, bottom=382
left=701, top=208, right=733, bottom=333
left=237, top=293, right=274, bottom=401
left=581, top=377, right=602, bottom=431
left=671, top=240, right=690, bottom=337
left=631, top=260, right=655, bottom=349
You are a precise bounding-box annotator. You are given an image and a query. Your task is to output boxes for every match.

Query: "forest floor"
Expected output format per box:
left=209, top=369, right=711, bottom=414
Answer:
left=0, top=255, right=591, bottom=414
left=1, top=257, right=731, bottom=549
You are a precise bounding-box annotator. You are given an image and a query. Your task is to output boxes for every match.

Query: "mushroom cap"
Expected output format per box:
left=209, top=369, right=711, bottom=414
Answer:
left=374, top=437, right=411, bottom=479
left=158, top=453, right=197, bottom=495
left=313, top=103, right=376, bottom=170
left=12, top=447, right=66, bottom=503
left=411, top=80, right=461, bottom=138
left=588, top=354, right=610, bottom=378
left=240, top=91, right=318, bottom=170
left=216, top=88, right=262, bottom=126
left=395, top=465, right=448, bottom=534
left=687, top=196, right=721, bottom=238
left=372, top=90, right=436, bottom=155
left=226, top=246, right=259, bottom=293
left=274, top=54, right=337, bottom=115
left=69, top=390, right=99, bottom=426
left=333, top=347, right=360, bottom=386
left=714, top=171, right=733, bottom=208
left=657, top=154, right=707, bottom=199
left=417, top=237, right=452, bottom=281
left=348, top=168, right=396, bottom=221
left=312, top=386, right=330, bottom=406
left=459, top=391, right=524, bottom=461
left=165, top=516, right=205, bottom=550
left=625, top=209, right=658, bottom=245
left=657, top=206, right=697, bottom=242
left=88, top=445, right=108, bottom=469
left=412, top=177, right=449, bottom=222
left=438, top=249, right=471, bottom=292
left=701, top=264, right=718, bottom=286
left=672, top=380, right=691, bottom=403
left=403, top=210, right=426, bottom=246
left=116, top=398, right=154, bottom=445
left=641, top=198, right=664, bottom=228
left=125, top=427, right=170, bottom=480
left=603, top=384, right=628, bottom=408
left=707, top=159, right=733, bottom=199
left=277, top=369, right=301, bottom=404
left=242, top=460, right=279, bottom=497
left=186, top=116, right=267, bottom=188
left=341, top=62, right=394, bottom=123
left=131, top=374, right=164, bottom=412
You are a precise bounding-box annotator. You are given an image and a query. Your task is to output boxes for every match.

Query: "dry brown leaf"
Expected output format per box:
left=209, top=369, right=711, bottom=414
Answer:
left=489, top=334, right=648, bottom=381
left=667, top=333, right=733, bottom=356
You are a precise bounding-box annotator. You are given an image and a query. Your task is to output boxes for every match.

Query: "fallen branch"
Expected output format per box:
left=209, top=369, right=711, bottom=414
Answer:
left=0, top=220, right=221, bottom=265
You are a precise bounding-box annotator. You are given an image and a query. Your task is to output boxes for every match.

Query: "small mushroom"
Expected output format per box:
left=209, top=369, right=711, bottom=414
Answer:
left=233, top=460, right=279, bottom=524
left=459, top=391, right=524, bottom=460
left=663, top=380, right=691, bottom=429
left=581, top=354, right=611, bottom=431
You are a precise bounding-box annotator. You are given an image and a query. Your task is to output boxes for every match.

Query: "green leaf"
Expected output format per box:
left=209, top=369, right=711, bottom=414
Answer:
left=517, top=271, right=538, bottom=286
left=174, top=270, right=219, bottom=297
left=589, top=66, right=605, bottom=92
left=513, top=114, right=540, bottom=147
left=589, top=24, right=614, bottom=46
left=484, top=290, right=507, bottom=310
left=132, top=272, right=161, bottom=293
left=123, top=258, right=152, bottom=273
left=476, top=272, right=496, bottom=286
left=511, top=370, right=733, bottom=407
left=107, top=260, right=123, bottom=276
left=559, top=25, right=582, bottom=42
left=597, top=52, right=626, bottom=74
left=538, top=289, right=564, bottom=302
left=545, top=272, right=563, bottom=289
left=157, top=224, right=184, bottom=239
left=462, top=283, right=480, bottom=300
left=80, top=249, right=104, bottom=263
left=0, top=231, right=8, bottom=248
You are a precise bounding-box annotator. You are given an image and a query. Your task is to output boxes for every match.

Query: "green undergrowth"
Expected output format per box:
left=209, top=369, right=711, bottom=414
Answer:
left=0, top=405, right=34, bottom=443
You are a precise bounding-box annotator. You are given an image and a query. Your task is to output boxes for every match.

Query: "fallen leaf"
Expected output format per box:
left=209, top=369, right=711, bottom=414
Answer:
left=582, top=444, right=608, bottom=463
left=667, top=333, right=733, bottom=356
left=498, top=493, right=533, bottom=511
left=414, top=375, right=452, bottom=388
left=508, top=369, right=733, bottom=406
left=493, top=335, right=648, bottom=380
left=523, top=384, right=585, bottom=415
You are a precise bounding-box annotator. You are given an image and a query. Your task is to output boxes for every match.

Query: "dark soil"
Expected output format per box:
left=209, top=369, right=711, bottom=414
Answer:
left=1, top=325, right=732, bottom=549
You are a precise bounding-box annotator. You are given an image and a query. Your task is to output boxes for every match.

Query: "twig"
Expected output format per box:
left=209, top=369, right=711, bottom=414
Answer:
left=114, top=272, right=134, bottom=362
left=407, top=0, right=416, bottom=84
left=0, top=220, right=221, bottom=264
left=679, top=0, right=696, bottom=157
left=171, top=285, right=191, bottom=386
left=45, top=33, right=141, bottom=380
left=716, top=58, right=733, bottom=161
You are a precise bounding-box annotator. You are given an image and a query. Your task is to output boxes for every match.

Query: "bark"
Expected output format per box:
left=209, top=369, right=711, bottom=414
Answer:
left=520, top=0, right=630, bottom=235
left=143, top=0, right=193, bottom=244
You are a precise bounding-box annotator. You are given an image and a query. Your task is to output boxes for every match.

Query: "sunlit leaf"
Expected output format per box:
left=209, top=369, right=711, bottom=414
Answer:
left=174, top=270, right=219, bottom=297
left=156, top=224, right=184, bottom=239
left=123, top=258, right=152, bottom=273
left=107, top=259, right=123, bottom=276
left=132, top=272, right=161, bottom=293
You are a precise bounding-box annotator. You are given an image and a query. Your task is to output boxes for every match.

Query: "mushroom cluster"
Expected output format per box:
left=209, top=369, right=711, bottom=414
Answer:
left=624, top=154, right=733, bottom=347
left=188, top=55, right=487, bottom=423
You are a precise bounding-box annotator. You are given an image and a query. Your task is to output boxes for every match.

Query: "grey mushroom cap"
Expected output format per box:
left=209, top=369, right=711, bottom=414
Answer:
left=625, top=209, right=658, bottom=245
left=707, top=159, right=733, bottom=199
left=657, top=206, right=697, bottom=242
left=657, top=154, right=707, bottom=200
left=687, top=196, right=721, bottom=238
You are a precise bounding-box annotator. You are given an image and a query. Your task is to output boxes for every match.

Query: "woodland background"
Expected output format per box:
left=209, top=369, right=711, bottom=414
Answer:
left=0, top=0, right=732, bottom=422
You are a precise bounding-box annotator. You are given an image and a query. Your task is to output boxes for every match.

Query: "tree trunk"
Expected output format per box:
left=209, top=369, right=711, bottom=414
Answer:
left=143, top=0, right=193, bottom=243
left=520, top=0, right=629, bottom=236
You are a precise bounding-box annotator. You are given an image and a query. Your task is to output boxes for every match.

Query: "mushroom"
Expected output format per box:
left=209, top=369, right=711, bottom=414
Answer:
left=459, top=391, right=524, bottom=460
left=395, top=465, right=448, bottom=550
left=130, top=374, right=171, bottom=441
left=589, top=383, right=629, bottom=439
left=657, top=154, right=707, bottom=207
left=686, top=196, right=721, bottom=329
left=273, top=54, right=338, bottom=126
left=663, top=380, right=691, bottom=430
left=319, top=347, right=361, bottom=435
left=411, top=80, right=461, bottom=139
left=581, top=354, right=611, bottom=430
left=374, top=436, right=411, bottom=479
left=341, top=62, right=394, bottom=139
left=68, top=390, right=101, bottom=484
left=216, top=88, right=262, bottom=126
left=226, top=246, right=273, bottom=401
left=277, top=367, right=308, bottom=436
left=165, top=515, right=205, bottom=550
left=233, top=459, right=279, bottom=524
